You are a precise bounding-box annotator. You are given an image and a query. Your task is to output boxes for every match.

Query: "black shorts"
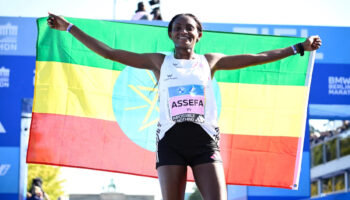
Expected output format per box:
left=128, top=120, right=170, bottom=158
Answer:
left=156, top=122, right=222, bottom=169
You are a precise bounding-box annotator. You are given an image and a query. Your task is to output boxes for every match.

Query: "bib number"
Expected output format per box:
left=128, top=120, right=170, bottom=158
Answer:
left=168, top=85, right=205, bottom=123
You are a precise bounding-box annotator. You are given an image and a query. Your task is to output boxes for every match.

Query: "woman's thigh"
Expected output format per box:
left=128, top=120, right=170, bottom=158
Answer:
left=192, top=162, right=227, bottom=200
left=157, top=165, right=187, bottom=200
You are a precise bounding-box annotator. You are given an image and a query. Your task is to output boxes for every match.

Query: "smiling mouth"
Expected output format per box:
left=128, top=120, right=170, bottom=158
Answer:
left=178, top=36, right=191, bottom=41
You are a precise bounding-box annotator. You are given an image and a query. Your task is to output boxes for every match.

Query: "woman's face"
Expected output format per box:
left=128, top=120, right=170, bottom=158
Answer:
left=168, top=16, right=202, bottom=49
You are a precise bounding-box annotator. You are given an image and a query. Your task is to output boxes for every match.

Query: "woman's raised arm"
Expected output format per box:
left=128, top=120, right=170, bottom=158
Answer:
left=206, top=36, right=321, bottom=75
left=47, top=13, right=164, bottom=72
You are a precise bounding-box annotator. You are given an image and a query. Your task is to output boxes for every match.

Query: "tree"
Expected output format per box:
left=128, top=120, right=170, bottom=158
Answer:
left=27, top=164, right=65, bottom=200
left=309, top=124, right=316, bottom=134
left=188, top=186, right=202, bottom=200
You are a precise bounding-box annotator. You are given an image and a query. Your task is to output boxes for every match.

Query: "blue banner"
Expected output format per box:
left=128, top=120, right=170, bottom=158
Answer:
left=309, top=63, right=350, bottom=105
left=0, top=17, right=37, bottom=56
left=0, top=55, right=35, bottom=146
left=0, top=147, right=19, bottom=194
left=0, top=44, right=35, bottom=199
left=308, top=63, right=350, bottom=119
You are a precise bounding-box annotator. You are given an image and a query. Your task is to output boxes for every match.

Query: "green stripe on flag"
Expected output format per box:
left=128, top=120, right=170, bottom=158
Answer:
left=36, top=17, right=310, bottom=86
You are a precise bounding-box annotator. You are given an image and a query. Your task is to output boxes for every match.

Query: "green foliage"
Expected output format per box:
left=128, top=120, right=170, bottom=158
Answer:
left=312, top=145, right=323, bottom=167
left=27, top=164, right=65, bottom=200
left=325, top=139, right=337, bottom=161
left=340, top=137, right=350, bottom=156
left=322, top=177, right=333, bottom=194
left=334, top=174, right=345, bottom=191
left=311, top=181, right=318, bottom=196
left=188, top=186, right=202, bottom=200
left=309, top=125, right=316, bottom=134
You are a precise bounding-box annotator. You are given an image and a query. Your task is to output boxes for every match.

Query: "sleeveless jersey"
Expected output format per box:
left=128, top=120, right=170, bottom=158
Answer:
left=156, top=53, right=220, bottom=143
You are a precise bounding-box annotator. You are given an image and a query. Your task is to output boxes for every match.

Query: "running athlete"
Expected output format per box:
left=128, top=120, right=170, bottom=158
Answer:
left=47, top=13, right=321, bottom=200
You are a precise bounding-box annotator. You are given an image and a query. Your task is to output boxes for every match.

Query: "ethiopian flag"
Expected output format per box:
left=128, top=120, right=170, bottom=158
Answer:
left=27, top=17, right=314, bottom=189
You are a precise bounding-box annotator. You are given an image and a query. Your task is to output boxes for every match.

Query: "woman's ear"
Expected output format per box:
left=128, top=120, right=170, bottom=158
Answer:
left=196, top=32, right=203, bottom=43
left=168, top=32, right=172, bottom=39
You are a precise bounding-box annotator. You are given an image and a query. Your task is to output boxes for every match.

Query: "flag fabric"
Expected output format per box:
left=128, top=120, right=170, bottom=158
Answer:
left=27, top=17, right=314, bottom=189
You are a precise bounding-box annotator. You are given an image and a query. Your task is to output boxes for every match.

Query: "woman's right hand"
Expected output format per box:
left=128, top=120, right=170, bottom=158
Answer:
left=47, top=12, right=70, bottom=31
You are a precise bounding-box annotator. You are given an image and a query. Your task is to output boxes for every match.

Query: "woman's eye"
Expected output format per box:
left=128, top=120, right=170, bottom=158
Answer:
left=175, top=27, right=181, bottom=31
left=186, top=26, right=195, bottom=31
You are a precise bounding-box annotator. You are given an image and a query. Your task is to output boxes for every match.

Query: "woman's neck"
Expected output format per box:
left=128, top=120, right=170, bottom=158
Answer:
left=174, top=47, right=195, bottom=59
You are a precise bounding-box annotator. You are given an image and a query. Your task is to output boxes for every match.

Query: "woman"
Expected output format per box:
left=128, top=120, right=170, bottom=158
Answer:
left=47, top=13, right=321, bottom=200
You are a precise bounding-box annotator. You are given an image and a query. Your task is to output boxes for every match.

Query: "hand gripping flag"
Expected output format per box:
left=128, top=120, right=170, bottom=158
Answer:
left=27, top=17, right=315, bottom=189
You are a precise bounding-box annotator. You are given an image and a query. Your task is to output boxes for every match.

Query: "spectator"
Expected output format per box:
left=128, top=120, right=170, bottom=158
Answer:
left=27, top=177, right=50, bottom=200
left=27, top=186, right=44, bottom=200
left=131, top=2, right=150, bottom=20
left=151, top=7, right=162, bottom=20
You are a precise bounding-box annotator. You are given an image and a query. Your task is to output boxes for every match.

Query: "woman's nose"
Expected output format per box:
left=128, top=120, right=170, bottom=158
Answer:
left=179, top=28, right=187, bottom=34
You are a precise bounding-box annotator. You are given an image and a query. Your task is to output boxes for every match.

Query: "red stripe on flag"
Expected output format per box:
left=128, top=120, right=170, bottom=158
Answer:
left=27, top=113, right=299, bottom=188
left=27, top=113, right=157, bottom=177
left=220, top=134, right=299, bottom=188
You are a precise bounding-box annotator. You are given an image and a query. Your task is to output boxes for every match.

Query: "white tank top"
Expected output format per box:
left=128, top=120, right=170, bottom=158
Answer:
left=156, top=53, right=220, bottom=142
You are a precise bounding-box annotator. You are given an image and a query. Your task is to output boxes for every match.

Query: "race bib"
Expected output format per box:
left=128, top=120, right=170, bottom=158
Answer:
left=168, top=85, right=205, bottom=123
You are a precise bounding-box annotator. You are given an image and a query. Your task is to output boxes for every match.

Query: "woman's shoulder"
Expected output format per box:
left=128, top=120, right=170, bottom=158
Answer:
left=145, top=53, right=166, bottom=71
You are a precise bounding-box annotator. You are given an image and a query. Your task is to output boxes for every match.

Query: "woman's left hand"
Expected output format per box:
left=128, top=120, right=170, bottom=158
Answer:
left=302, top=35, right=322, bottom=51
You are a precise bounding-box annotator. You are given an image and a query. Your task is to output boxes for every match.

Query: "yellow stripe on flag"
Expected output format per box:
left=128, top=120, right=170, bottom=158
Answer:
left=34, top=61, right=120, bottom=121
left=218, top=82, right=308, bottom=137
left=34, top=61, right=307, bottom=137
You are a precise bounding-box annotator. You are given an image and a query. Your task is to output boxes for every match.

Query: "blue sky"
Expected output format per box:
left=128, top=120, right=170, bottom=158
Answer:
left=1, top=0, right=350, bottom=26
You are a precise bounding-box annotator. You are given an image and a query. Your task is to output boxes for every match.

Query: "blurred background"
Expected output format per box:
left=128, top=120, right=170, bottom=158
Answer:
left=1, top=0, right=350, bottom=199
